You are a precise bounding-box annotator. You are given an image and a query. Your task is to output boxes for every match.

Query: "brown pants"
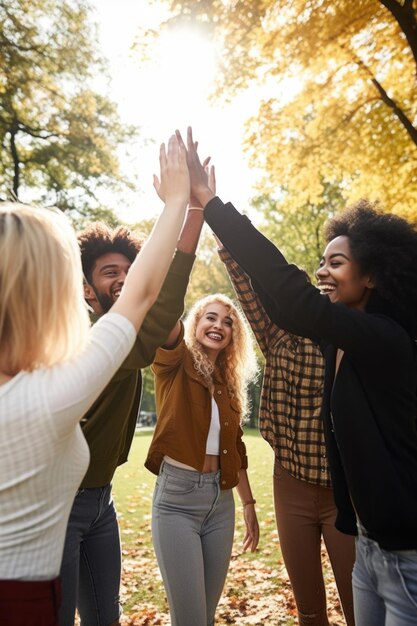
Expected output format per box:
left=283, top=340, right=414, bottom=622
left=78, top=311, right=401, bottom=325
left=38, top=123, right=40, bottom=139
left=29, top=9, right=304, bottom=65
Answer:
left=0, top=577, right=61, bottom=626
left=274, top=460, right=355, bottom=626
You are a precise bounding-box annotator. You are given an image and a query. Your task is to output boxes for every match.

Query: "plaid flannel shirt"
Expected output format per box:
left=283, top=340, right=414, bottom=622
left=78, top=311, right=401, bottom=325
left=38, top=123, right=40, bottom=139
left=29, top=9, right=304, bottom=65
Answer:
left=219, top=248, right=331, bottom=488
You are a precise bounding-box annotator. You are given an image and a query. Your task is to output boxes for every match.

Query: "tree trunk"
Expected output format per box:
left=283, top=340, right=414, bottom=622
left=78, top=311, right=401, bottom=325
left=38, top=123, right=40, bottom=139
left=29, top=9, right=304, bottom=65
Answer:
left=10, top=118, right=20, bottom=198
left=380, top=0, right=417, bottom=73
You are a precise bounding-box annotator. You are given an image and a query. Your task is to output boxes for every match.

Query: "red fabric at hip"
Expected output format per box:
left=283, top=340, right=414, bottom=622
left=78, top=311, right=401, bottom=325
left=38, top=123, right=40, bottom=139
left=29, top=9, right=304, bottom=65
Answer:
left=0, top=577, right=61, bottom=626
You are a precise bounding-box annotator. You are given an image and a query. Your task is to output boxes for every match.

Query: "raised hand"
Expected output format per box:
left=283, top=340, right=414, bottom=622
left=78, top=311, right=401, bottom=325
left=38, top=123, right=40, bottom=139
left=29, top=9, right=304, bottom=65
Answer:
left=153, top=134, right=190, bottom=207
left=189, top=156, right=211, bottom=208
left=208, top=162, right=216, bottom=195
left=176, top=127, right=216, bottom=208
left=111, top=135, right=189, bottom=332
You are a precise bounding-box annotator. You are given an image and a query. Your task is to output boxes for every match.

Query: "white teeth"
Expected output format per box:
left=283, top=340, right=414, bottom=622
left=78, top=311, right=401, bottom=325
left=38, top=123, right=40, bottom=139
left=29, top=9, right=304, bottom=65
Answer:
left=113, top=291, right=121, bottom=298
left=318, top=284, right=336, bottom=293
left=207, top=332, right=222, bottom=340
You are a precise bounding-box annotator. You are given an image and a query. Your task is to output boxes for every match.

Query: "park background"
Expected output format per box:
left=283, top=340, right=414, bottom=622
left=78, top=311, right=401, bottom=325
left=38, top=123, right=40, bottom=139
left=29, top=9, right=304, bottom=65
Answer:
left=2, top=0, right=417, bottom=624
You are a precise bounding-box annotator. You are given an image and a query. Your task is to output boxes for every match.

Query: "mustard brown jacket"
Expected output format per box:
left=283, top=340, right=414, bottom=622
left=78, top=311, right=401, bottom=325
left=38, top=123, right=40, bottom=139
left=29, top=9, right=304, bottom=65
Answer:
left=145, top=324, right=248, bottom=490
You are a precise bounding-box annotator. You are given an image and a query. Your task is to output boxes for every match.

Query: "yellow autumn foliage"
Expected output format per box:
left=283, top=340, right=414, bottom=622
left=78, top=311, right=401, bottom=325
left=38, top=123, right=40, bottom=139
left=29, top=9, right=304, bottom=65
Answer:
left=150, top=0, right=417, bottom=222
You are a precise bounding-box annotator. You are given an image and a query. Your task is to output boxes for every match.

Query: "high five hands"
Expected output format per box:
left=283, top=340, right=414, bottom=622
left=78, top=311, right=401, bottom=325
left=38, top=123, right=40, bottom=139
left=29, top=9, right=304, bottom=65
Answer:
left=175, top=127, right=216, bottom=209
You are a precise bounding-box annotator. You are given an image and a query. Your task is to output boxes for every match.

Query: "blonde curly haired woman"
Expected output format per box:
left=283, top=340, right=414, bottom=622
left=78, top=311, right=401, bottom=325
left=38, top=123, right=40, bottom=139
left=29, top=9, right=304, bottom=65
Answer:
left=0, top=135, right=189, bottom=626
left=145, top=293, right=260, bottom=626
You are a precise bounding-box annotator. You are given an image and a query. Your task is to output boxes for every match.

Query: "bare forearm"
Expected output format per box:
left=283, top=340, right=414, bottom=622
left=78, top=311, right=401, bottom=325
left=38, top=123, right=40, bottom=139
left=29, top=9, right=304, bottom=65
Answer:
left=177, top=208, right=205, bottom=255
left=236, top=469, right=255, bottom=504
left=112, top=199, right=187, bottom=330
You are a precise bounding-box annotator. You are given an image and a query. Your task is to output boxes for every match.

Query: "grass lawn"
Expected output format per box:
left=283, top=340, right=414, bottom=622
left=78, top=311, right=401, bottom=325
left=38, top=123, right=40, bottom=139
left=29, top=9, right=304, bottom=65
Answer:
left=112, top=429, right=345, bottom=625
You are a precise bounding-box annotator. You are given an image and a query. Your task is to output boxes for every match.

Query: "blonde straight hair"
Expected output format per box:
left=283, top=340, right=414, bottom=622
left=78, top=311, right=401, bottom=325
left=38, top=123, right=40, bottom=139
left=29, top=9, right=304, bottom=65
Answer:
left=0, top=202, right=90, bottom=375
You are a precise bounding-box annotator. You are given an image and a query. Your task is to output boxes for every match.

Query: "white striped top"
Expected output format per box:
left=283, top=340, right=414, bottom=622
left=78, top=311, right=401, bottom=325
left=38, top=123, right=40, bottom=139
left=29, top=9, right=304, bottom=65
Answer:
left=0, top=312, right=136, bottom=581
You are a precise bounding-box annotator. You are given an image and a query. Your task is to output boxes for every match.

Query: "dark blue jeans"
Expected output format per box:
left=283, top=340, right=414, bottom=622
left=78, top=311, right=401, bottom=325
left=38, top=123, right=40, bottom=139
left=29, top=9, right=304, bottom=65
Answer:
left=59, top=484, right=121, bottom=626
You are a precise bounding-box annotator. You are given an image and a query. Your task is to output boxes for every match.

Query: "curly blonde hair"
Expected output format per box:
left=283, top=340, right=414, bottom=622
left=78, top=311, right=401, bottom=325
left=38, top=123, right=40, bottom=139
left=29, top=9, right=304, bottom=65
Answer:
left=184, top=294, right=258, bottom=419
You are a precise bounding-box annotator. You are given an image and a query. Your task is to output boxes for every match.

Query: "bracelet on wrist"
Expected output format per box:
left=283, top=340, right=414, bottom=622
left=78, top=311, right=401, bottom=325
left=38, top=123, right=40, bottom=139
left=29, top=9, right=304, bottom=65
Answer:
left=242, top=499, right=256, bottom=507
left=188, top=206, right=204, bottom=211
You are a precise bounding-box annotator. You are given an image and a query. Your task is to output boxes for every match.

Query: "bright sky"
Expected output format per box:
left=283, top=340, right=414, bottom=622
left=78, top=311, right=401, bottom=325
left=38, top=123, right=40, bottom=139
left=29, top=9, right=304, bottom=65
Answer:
left=91, top=0, right=262, bottom=224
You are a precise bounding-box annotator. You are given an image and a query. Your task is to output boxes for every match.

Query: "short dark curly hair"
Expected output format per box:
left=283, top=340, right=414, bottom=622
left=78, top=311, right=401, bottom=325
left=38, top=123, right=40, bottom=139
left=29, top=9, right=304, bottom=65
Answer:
left=324, top=199, right=417, bottom=333
left=78, top=222, right=144, bottom=284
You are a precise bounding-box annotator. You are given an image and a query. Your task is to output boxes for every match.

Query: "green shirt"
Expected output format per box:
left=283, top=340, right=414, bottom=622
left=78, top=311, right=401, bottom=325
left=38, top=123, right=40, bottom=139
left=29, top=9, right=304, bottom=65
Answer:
left=80, top=250, right=194, bottom=488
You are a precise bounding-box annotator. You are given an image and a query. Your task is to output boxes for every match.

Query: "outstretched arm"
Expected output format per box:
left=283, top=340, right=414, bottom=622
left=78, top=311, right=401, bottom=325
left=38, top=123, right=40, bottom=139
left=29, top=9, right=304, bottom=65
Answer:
left=153, top=139, right=211, bottom=257
left=218, top=246, right=281, bottom=356
left=111, top=135, right=189, bottom=331
left=156, top=134, right=215, bottom=348
left=161, top=207, right=205, bottom=348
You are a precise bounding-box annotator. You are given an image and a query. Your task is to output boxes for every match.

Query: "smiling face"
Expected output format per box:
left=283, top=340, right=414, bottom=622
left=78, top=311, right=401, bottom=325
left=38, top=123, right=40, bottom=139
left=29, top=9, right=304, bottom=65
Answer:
left=84, top=251, right=132, bottom=314
left=316, top=235, right=374, bottom=310
left=195, top=302, right=233, bottom=363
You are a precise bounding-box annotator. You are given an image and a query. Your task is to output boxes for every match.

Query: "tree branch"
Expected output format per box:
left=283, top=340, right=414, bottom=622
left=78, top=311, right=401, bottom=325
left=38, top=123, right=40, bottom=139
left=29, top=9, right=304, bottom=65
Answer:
left=351, top=48, right=417, bottom=147
left=18, top=122, right=60, bottom=140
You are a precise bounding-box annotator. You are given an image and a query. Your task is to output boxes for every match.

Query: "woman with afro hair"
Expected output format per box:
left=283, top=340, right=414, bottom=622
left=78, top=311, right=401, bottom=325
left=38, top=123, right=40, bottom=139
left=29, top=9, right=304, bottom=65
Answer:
left=145, top=292, right=260, bottom=626
left=183, top=125, right=417, bottom=626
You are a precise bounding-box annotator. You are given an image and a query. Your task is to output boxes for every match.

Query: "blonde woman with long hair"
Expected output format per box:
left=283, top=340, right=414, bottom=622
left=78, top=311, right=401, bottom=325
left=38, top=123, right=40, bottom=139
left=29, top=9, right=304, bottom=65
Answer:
left=0, top=135, right=189, bottom=626
left=145, top=293, right=260, bottom=626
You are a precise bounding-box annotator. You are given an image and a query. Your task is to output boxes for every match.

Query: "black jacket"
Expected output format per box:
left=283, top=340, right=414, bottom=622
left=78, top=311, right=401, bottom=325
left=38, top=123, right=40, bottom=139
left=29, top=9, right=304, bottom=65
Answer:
left=205, top=196, right=417, bottom=550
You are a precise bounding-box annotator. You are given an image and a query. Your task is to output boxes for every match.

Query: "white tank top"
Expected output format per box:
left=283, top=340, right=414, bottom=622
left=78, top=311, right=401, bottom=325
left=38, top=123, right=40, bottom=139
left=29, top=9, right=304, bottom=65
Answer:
left=206, top=397, right=220, bottom=455
left=163, top=397, right=220, bottom=470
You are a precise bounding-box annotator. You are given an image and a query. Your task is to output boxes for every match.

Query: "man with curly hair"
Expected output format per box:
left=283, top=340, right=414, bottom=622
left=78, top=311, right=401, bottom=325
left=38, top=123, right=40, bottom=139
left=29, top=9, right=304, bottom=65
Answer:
left=59, top=214, right=200, bottom=626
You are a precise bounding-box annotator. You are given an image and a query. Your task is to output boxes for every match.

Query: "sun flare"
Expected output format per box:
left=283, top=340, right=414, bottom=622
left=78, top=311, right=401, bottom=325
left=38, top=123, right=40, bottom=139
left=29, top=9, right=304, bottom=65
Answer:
left=153, top=26, right=218, bottom=95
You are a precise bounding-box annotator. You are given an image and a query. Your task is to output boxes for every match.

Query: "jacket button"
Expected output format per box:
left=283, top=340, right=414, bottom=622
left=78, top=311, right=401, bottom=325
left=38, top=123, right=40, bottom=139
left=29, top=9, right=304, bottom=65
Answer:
left=224, top=421, right=229, bottom=426
left=223, top=449, right=228, bottom=454
left=222, top=480, right=226, bottom=485
left=217, top=390, right=222, bottom=395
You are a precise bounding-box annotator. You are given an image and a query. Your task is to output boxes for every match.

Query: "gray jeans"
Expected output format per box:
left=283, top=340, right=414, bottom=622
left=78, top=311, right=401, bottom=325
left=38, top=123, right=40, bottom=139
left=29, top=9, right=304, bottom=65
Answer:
left=152, top=461, right=235, bottom=626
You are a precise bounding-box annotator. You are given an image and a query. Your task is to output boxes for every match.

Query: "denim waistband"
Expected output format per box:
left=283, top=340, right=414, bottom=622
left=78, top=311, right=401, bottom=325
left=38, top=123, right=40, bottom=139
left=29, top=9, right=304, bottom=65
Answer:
left=76, top=483, right=111, bottom=497
left=161, top=460, right=220, bottom=484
